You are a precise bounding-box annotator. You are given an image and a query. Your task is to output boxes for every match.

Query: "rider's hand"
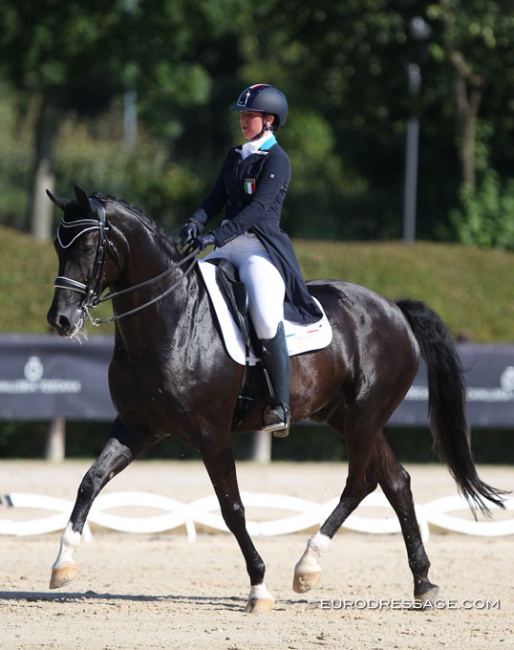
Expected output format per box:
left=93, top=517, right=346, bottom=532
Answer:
left=192, top=233, right=216, bottom=251
left=179, top=220, right=199, bottom=248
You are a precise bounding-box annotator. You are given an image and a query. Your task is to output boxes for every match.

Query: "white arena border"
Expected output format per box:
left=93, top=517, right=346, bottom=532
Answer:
left=1, top=491, right=513, bottom=542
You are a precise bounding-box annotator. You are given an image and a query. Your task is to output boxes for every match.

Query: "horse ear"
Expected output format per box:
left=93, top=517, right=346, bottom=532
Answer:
left=46, top=189, right=69, bottom=211
left=73, top=183, right=93, bottom=213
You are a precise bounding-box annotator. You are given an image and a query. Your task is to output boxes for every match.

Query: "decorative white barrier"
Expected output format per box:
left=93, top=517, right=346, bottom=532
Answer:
left=1, top=491, right=513, bottom=541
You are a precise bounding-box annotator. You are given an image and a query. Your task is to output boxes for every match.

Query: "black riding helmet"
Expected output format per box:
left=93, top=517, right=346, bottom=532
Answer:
left=230, top=84, right=288, bottom=131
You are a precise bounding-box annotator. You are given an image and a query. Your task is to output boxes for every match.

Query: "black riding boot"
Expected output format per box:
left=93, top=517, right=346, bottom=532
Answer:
left=260, top=322, right=290, bottom=438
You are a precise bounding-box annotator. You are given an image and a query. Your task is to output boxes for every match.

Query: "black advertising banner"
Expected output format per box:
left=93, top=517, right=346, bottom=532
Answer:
left=389, top=343, right=514, bottom=428
left=1, top=336, right=514, bottom=427
left=0, top=335, right=115, bottom=420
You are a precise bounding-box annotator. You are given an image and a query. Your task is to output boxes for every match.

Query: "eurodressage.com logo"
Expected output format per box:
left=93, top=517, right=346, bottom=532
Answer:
left=0, top=356, right=82, bottom=395
left=306, top=598, right=501, bottom=610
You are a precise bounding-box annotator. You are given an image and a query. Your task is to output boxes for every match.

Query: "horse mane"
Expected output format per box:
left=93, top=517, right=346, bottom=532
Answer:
left=91, top=192, right=175, bottom=244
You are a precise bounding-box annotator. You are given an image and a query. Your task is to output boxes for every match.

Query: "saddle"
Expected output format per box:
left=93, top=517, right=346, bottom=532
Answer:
left=208, top=259, right=267, bottom=426
left=210, top=259, right=254, bottom=354
left=200, top=258, right=333, bottom=429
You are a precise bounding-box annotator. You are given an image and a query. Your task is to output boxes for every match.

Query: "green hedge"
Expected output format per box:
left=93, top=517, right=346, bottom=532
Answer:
left=2, top=227, right=514, bottom=341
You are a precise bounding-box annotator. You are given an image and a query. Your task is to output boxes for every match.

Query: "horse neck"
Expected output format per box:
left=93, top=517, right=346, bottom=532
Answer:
left=108, top=215, right=203, bottom=341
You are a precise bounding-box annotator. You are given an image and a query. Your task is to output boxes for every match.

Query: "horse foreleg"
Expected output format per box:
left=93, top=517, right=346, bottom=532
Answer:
left=49, top=521, right=81, bottom=589
left=372, top=433, right=439, bottom=605
left=50, top=420, right=145, bottom=589
left=199, top=441, right=274, bottom=613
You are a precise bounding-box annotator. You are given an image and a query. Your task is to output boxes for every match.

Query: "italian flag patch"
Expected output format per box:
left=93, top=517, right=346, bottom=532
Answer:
left=244, top=178, right=256, bottom=195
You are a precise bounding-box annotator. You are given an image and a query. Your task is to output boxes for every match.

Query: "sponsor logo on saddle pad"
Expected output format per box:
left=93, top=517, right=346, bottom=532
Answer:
left=198, top=260, right=332, bottom=366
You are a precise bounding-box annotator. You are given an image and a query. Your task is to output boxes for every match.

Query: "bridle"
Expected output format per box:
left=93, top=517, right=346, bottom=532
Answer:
left=54, top=197, right=198, bottom=326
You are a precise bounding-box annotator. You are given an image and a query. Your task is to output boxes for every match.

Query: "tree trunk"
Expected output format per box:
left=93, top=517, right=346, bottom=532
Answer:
left=454, top=73, right=483, bottom=190
left=28, top=94, right=60, bottom=241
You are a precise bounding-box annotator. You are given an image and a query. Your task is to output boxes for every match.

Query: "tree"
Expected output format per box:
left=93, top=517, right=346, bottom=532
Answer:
left=236, top=0, right=514, bottom=240
left=427, top=0, right=514, bottom=190
left=232, top=0, right=437, bottom=239
left=0, top=1, right=128, bottom=239
left=0, top=0, right=249, bottom=241
left=3, top=1, right=514, bottom=243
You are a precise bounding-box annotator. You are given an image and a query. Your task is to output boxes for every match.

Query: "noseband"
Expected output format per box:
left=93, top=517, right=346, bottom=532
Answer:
left=54, top=198, right=198, bottom=325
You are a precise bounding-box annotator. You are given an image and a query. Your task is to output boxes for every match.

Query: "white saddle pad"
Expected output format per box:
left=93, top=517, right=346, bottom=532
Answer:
left=198, top=260, right=332, bottom=366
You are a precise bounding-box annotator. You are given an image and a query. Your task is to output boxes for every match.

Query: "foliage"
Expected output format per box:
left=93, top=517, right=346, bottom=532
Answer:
left=54, top=105, right=203, bottom=232
left=295, top=239, right=514, bottom=342
left=0, top=94, right=203, bottom=233
left=0, top=91, right=34, bottom=226
left=450, top=169, right=514, bottom=250
left=427, top=0, right=514, bottom=93
left=450, top=118, right=514, bottom=249
left=1, top=225, right=514, bottom=342
left=426, top=0, right=514, bottom=189
left=0, top=0, right=252, bottom=238
left=2, top=1, right=514, bottom=244
left=0, top=228, right=56, bottom=332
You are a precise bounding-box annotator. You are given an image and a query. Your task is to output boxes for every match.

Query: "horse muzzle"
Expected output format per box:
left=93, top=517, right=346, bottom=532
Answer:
left=47, top=301, right=86, bottom=338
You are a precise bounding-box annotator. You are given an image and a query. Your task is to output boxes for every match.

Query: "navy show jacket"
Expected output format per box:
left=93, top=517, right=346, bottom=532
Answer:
left=191, top=138, right=323, bottom=325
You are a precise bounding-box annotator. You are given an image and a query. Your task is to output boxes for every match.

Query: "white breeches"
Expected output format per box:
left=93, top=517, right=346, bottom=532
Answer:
left=205, top=232, right=286, bottom=340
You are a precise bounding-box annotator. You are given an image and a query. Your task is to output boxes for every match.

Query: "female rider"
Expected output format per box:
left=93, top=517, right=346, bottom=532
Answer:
left=179, top=83, right=322, bottom=437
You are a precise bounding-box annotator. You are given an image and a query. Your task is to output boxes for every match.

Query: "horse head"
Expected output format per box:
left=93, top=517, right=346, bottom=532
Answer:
left=47, top=184, right=120, bottom=338
left=47, top=184, right=195, bottom=338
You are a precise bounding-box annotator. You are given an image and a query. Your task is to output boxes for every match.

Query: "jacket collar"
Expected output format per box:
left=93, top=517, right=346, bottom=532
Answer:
left=238, top=134, right=277, bottom=160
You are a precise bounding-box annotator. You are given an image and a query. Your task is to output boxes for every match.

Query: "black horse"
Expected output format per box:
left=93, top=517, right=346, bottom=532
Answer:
left=46, top=184, right=504, bottom=613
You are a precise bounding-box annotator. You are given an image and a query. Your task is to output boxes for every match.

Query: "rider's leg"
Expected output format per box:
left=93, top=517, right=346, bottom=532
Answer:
left=206, top=234, right=290, bottom=436
left=259, top=322, right=290, bottom=436
left=236, top=242, right=290, bottom=437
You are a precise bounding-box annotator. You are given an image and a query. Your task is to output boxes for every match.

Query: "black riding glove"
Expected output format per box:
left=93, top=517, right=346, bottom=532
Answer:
left=179, top=220, right=199, bottom=248
left=192, top=233, right=216, bottom=251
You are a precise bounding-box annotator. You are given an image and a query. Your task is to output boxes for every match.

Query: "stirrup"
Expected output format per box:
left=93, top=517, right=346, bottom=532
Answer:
left=262, top=405, right=290, bottom=438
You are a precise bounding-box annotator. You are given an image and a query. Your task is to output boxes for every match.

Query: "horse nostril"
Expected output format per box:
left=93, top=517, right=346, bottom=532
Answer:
left=48, top=312, right=71, bottom=334
left=58, top=315, right=71, bottom=332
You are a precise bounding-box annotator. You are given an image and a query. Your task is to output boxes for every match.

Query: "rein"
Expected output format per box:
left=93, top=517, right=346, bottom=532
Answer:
left=55, top=198, right=198, bottom=326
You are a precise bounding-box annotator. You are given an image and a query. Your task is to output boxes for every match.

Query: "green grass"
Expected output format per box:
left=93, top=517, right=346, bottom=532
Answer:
left=1, top=226, right=513, bottom=342
left=1, top=228, right=56, bottom=333
left=295, top=239, right=514, bottom=343
left=0, top=227, right=114, bottom=334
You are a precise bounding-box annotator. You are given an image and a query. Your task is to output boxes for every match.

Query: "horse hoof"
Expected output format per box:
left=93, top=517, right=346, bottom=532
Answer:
left=292, top=569, right=320, bottom=594
left=49, top=563, right=78, bottom=589
left=245, top=597, right=274, bottom=614
left=415, top=584, right=439, bottom=607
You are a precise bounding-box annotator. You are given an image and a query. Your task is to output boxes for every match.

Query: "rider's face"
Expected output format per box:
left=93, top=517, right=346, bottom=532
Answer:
left=240, top=111, right=273, bottom=140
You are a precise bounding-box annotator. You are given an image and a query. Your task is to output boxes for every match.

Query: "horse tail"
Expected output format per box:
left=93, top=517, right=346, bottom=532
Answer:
left=396, top=298, right=507, bottom=515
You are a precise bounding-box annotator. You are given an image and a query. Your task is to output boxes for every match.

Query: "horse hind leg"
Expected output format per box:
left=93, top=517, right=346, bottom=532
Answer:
left=50, top=418, right=149, bottom=589
left=293, top=427, right=439, bottom=604
left=372, top=431, right=438, bottom=604
left=293, top=419, right=379, bottom=594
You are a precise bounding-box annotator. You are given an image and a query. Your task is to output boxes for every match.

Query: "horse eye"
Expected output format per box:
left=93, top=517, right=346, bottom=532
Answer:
left=82, top=243, right=95, bottom=254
